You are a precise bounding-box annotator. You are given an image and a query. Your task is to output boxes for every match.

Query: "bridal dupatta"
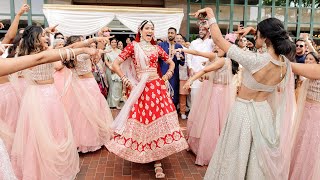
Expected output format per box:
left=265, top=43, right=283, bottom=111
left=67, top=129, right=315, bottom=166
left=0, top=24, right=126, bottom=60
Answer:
left=112, top=41, right=156, bottom=135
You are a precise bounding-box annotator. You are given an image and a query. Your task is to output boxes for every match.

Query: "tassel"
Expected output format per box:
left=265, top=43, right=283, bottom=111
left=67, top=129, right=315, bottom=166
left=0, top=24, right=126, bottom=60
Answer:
left=165, top=80, right=174, bottom=97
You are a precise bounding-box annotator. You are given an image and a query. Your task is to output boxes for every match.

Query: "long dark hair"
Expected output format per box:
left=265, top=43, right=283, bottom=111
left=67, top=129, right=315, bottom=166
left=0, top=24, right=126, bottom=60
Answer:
left=18, top=25, right=44, bottom=56
left=257, top=18, right=295, bottom=58
left=7, top=34, right=22, bottom=58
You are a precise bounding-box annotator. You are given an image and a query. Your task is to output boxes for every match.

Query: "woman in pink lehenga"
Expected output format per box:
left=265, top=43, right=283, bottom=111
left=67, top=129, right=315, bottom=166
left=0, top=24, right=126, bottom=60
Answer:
left=181, top=44, right=237, bottom=166
left=61, top=36, right=113, bottom=153
left=106, top=20, right=188, bottom=178
left=289, top=52, right=320, bottom=180
left=52, top=38, right=72, bottom=94
left=10, top=25, right=100, bottom=180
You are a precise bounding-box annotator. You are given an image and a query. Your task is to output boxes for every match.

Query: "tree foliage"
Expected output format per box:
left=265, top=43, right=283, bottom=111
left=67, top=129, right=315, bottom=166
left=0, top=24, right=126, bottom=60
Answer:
left=263, top=0, right=319, bottom=7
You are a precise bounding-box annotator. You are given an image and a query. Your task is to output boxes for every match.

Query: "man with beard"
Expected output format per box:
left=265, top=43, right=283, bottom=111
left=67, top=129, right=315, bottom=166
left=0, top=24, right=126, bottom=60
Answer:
left=187, top=25, right=214, bottom=107
left=159, top=27, right=185, bottom=108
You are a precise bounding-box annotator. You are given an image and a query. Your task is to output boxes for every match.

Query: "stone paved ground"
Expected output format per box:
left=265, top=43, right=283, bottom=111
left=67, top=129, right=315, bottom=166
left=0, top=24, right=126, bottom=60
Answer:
left=75, top=110, right=208, bottom=180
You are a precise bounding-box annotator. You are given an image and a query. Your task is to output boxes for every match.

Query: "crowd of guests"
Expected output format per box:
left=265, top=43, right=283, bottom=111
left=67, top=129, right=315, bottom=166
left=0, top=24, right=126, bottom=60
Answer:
left=1, top=4, right=320, bottom=180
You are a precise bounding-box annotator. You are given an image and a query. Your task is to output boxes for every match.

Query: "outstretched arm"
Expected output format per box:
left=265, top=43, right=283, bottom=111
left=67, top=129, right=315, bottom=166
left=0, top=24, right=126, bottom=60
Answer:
left=1, top=4, right=29, bottom=44
left=0, top=47, right=98, bottom=77
left=184, top=57, right=225, bottom=89
left=191, top=8, right=231, bottom=53
left=177, top=48, right=216, bottom=61
left=65, top=36, right=113, bottom=49
left=291, top=62, right=320, bottom=80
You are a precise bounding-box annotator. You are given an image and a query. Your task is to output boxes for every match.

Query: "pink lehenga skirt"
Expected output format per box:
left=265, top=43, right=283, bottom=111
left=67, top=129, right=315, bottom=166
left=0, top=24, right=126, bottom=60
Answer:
left=289, top=101, right=320, bottom=180
left=54, top=67, right=71, bottom=94
left=187, top=82, right=229, bottom=166
left=62, top=77, right=113, bottom=153
left=11, top=84, right=79, bottom=180
left=0, top=82, right=20, bottom=154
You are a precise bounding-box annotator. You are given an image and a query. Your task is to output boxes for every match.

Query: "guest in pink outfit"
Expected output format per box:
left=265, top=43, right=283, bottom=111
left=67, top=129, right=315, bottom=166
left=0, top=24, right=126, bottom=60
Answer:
left=11, top=25, right=101, bottom=180
left=0, top=4, right=30, bottom=154
left=290, top=52, right=320, bottom=180
left=61, top=36, right=113, bottom=153
left=180, top=44, right=238, bottom=166
left=52, top=38, right=72, bottom=94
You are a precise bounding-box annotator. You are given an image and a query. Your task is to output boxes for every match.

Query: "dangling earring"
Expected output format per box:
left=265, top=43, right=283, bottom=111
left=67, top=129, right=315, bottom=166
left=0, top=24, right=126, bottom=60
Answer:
left=262, top=41, right=267, bottom=52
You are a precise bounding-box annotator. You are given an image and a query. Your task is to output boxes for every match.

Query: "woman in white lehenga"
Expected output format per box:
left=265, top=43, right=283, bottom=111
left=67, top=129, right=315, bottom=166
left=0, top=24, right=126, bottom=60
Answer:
left=191, top=8, right=297, bottom=179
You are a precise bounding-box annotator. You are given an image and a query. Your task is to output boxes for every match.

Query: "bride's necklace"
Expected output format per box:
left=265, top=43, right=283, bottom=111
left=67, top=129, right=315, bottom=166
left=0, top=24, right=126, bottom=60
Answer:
left=140, top=40, right=155, bottom=52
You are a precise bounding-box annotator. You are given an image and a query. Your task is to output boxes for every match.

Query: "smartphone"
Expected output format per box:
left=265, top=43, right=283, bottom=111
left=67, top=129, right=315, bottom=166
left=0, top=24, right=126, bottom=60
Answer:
left=240, top=21, right=244, bottom=28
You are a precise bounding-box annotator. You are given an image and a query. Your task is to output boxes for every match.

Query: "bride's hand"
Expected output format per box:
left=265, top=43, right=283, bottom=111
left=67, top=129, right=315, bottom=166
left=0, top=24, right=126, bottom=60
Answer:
left=183, top=80, right=192, bottom=90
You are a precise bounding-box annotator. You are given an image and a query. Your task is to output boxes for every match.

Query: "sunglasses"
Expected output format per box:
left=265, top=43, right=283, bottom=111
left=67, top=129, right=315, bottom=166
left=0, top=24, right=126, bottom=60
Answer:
left=296, top=44, right=304, bottom=48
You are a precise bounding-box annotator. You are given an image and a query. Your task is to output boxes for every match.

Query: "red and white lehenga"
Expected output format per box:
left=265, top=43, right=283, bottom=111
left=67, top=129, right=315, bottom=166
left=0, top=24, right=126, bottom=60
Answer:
left=61, top=54, right=113, bottom=153
left=11, top=63, right=79, bottom=180
left=106, top=42, right=188, bottom=163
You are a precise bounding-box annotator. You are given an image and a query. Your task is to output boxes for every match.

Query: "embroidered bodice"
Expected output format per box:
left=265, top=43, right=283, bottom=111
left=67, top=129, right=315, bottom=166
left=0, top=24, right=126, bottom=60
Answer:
left=118, top=42, right=169, bottom=77
left=227, top=45, right=287, bottom=92
left=307, top=79, right=320, bottom=102
left=209, top=58, right=232, bottom=85
left=32, top=63, right=54, bottom=81
left=74, top=54, right=92, bottom=75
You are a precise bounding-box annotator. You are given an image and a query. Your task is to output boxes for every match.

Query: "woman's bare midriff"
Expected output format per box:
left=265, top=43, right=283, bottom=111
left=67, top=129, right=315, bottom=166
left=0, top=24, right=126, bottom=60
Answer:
left=237, top=85, right=271, bottom=102
left=78, top=72, right=94, bottom=79
left=35, top=79, right=54, bottom=85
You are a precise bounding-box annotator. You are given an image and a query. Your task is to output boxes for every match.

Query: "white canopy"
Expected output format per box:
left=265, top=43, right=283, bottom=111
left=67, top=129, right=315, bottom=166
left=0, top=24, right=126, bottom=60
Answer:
left=43, top=4, right=184, bottom=38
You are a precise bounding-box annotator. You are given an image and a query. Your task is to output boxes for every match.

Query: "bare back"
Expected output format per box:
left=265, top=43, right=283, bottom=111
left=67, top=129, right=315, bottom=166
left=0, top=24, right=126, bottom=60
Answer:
left=227, top=45, right=288, bottom=101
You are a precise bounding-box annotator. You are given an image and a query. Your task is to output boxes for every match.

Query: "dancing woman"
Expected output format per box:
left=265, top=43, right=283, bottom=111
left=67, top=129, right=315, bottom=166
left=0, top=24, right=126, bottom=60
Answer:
left=191, top=8, right=296, bottom=179
left=179, top=44, right=238, bottom=166
left=106, top=20, right=188, bottom=178
left=289, top=52, right=320, bottom=180
left=61, top=35, right=113, bottom=153
left=10, top=25, right=101, bottom=179
left=0, top=4, right=30, bottom=154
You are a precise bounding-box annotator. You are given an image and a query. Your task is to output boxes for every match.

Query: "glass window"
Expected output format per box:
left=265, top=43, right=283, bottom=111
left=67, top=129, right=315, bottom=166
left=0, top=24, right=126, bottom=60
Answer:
left=190, top=4, right=202, bottom=14
left=0, top=1, right=10, bottom=14
left=233, top=5, right=244, bottom=21
left=313, top=9, right=320, bottom=23
left=288, top=8, right=298, bottom=23
left=300, top=8, right=311, bottom=23
left=274, top=7, right=285, bottom=21
left=261, top=7, right=272, bottom=20
left=219, top=6, right=231, bottom=20
left=247, top=6, right=258, bottom=21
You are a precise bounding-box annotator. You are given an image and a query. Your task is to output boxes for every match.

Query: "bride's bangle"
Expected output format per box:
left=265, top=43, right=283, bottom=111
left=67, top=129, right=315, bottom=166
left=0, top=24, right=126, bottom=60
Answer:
left=208, top=17, right=217, bottom=26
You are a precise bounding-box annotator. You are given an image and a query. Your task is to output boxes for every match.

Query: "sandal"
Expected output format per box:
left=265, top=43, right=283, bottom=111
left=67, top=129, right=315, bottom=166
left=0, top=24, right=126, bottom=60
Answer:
left=154, top=163, right=165, bottom=179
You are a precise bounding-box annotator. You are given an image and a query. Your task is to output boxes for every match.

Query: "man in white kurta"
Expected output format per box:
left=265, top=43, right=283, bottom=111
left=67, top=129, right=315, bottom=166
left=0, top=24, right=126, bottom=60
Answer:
left=187, top=26, right=214, bottom=107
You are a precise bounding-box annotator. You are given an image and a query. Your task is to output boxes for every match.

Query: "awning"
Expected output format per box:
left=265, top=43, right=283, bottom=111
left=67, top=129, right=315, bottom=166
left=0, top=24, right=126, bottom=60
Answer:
left=43, top=4, right=184, bottom=38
